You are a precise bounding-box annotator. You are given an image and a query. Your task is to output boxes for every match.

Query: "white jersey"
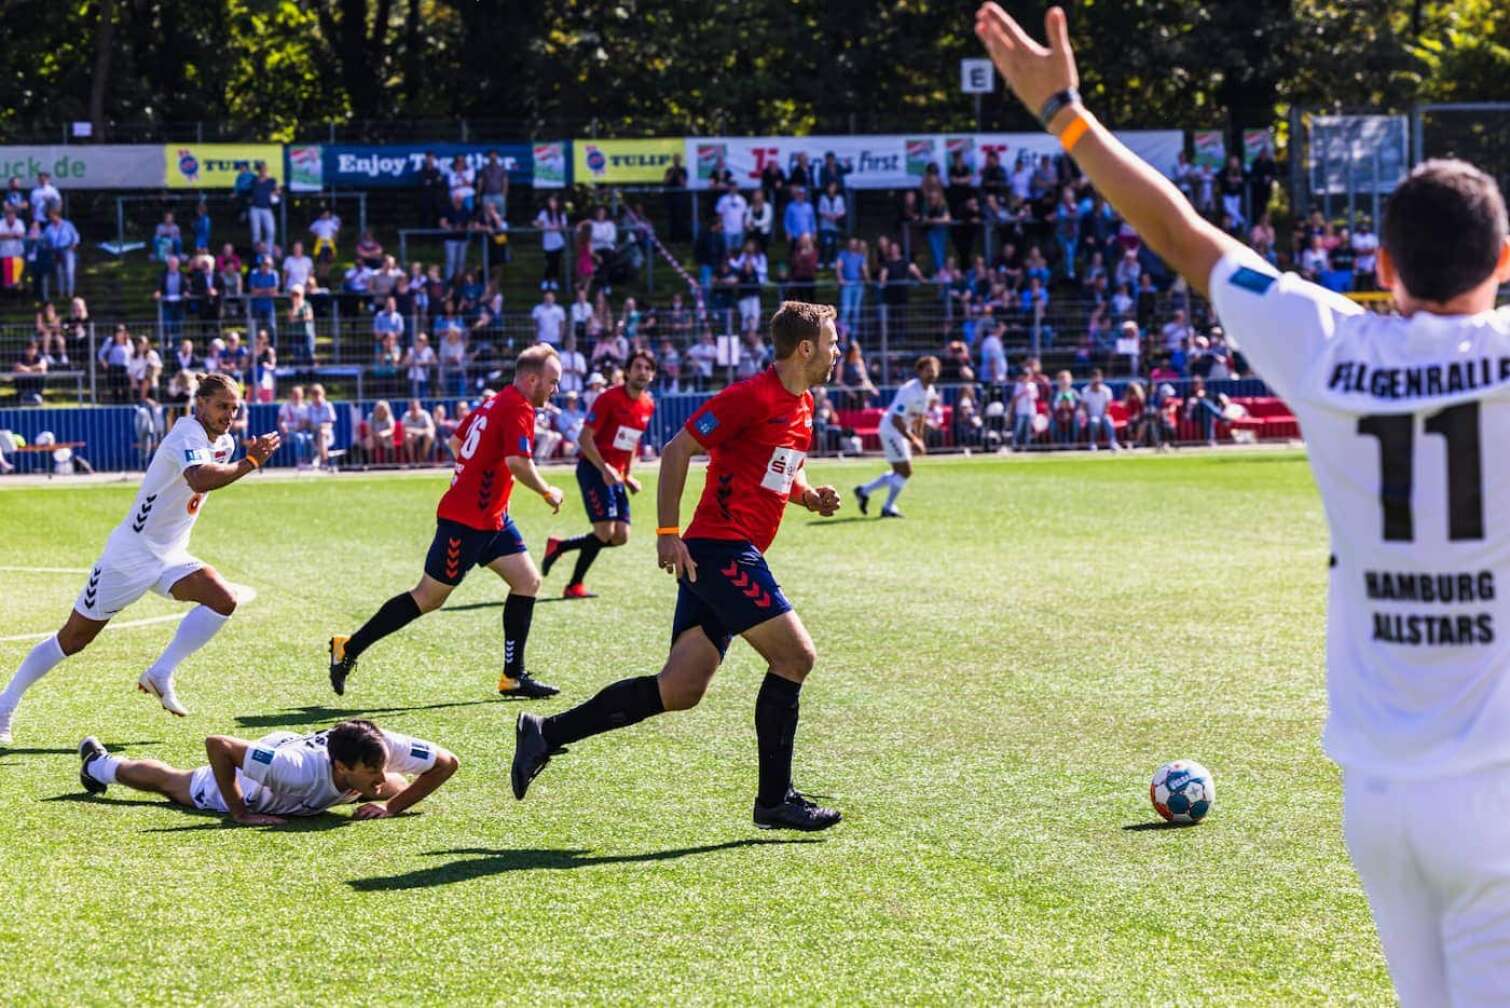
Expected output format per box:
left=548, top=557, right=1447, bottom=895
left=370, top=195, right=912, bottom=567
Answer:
left=1210, top=247, right=1510, bottom=779
left=105, top=416, right=236, bottom=560
left=886, top=378, right=935, bottom=429
left=235, top=728, right=439, bottom=817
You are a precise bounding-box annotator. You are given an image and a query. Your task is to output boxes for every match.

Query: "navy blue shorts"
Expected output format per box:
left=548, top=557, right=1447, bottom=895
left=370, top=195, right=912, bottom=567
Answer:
left=671, top=538, right=792, bottom=658
left=576, top=459, right=631, bottom=525
left=423, top=516, right=527, bottom=586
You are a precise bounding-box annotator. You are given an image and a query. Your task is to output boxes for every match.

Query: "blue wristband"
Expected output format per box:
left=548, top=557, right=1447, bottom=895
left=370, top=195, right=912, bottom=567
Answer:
left=1038, top=88, right=1081, bottom=129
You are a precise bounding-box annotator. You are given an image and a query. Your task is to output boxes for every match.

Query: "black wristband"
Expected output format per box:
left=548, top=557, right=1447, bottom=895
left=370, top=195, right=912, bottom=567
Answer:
left=1038, top=88, right=1081, bottom=128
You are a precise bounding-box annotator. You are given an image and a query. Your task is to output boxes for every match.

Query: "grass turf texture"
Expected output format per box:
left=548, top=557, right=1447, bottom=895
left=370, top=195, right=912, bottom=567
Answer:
left=0, top=451, right=1390, bottom=1005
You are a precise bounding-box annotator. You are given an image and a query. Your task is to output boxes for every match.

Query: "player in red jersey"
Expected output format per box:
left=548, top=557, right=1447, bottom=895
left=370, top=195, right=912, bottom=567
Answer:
left=512, top=303, right=846, bottom=831
left=328, top=344, right=566, bottom=699
left=540, top=350, right=657, bottom=597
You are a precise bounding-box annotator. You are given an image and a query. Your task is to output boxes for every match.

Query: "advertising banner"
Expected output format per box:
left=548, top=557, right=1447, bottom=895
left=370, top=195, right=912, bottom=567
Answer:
left=0, top=146, right=162, bottom=188
left=573, top=138, right=682, bottom=185
left=1193, top=130, right=1226, bottom=170
left=164, top=144, right=283, bottom=189
left=689, top=131, right=1185, bottom=189
left=310, top=143, right=535, bottom=190
left=1242, top=128, right=1274, bottom=168
left=531, top=141, right=567, bottom=189
left=287, top=144, right=323, bottom=192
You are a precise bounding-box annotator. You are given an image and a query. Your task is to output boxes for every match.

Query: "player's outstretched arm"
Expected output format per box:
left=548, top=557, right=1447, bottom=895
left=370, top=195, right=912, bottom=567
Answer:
left=204, top=735, right=286, bottom=826
left=505, top=455, right=564, bottom=512
left=656, top=430, right=699, bottom=582
left=354, top=747, right=459, bottom=820
left=184, top=432, right=281, bottom=493
left=974, top=4, right=1244, bottom=296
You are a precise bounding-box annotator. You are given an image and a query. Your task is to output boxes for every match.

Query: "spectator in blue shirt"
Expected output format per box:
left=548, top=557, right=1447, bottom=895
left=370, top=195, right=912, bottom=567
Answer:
left=152, top=211, right=183, bottom=262
left=247, top=255, right=280, bottom=336
left=248, top=163, right=280, bottom=251
left=782, top=187, right=816, bottom=249
left=153, top=255, right=188, bottom=341
left=191, top=201, right=211, bottom=253
left=836, top=237, right=868, bottom=335
left=372, top=295, right=406, bottom=347
left=43, top=208, right=80, bottom=299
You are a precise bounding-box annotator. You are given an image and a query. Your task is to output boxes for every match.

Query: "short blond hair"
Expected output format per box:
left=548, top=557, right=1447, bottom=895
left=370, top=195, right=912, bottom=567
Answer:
left=515, top=342, right=560, bottom=376
left=770, top=301, right=836, bottom=359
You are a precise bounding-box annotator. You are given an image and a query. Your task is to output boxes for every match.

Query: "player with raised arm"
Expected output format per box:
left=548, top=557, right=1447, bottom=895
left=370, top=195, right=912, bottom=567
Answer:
left=0, top=373, right=278, bottom=746
left=976, top=6, right=1510, bottom=1002
left=854, top=354, right=940, bottom=518
left=74, top=719, right=457, bottom=826
left=540, top=350, right=657, bottom=598
left=328, top=343, right=565, bottom=700
left=512, top=302, right=845, bottom=830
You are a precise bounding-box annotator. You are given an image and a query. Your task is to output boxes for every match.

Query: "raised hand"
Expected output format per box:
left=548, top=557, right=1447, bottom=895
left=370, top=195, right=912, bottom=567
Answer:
left=973, top=4, right=1079, bottom=120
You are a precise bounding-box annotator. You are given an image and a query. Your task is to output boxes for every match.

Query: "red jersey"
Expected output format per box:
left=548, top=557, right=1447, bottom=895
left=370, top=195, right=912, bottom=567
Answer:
left=684, top=367, right=812, bottom=553
left=584, top=384, right=655, bottom=475
left=437, top=385, right=535, bottom=530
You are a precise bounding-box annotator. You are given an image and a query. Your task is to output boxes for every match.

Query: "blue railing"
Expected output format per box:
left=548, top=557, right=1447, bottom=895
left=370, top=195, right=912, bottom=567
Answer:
left=0, top=377, right=1277, bottom=474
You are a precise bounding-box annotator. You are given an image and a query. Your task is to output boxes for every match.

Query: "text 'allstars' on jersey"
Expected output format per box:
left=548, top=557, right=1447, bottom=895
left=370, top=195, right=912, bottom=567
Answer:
left=1209, top=247, right=1510, bottom=779
left=585, top=384, right=655, bottom=475
left=684, top=367, right=813, bottom=554
left=437, top=385, right=535, bottom=531
left=109, top=416, right=236, bottom=558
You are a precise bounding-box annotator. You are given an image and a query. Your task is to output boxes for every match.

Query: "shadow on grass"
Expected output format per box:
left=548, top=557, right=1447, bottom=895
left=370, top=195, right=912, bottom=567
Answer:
left=1122, top=821, right=1203, bottom=832
left=441, top=597, right=574, bottom=613
left=143, top=812, right=353, bottom=834
left=0, top=741, right=163, bottom=757
left=348, top=837, right=822, bottom=891
left=235, top=701, right=501, bottom=730
left=803, top=516, right=874, bottom=526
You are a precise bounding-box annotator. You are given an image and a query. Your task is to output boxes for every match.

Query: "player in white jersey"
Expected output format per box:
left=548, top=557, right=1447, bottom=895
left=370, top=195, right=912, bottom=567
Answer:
left=0, top=373, right=279, bottom=746
left=854, top=354, right=940, bottom=518
left=977, top=7, right=1510, bottom=1003
left=75, top=718, right=458, bottom=826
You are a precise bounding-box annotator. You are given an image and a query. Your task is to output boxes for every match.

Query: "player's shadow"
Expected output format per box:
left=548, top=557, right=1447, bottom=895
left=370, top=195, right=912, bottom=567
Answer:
left=1122, top=821, right=1202, bottom=832
left=441, top=598, right=574, bottom=612
left=347, top=838, right=821, bottom=891
left=141, top=812, right=352, bottom=834
left=234, top=701, right=500, bottom=730
left=804, top=516, right=873, bottom=526
left=0, top=741, right=163, bottom=757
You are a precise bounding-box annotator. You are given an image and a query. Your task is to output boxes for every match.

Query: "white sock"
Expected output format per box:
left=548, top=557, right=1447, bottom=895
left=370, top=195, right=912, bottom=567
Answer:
left=87, top=754, right=120, bottom=785
left=860, top=473, right=892, bottom=495
left=146, top=605, right=230, bottom=681
left=884, top=473, right=907, bottom=510
left=0, top=635, right=66, bottom=712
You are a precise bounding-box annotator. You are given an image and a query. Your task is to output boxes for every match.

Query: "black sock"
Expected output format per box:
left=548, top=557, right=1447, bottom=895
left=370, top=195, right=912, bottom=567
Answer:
left=754, top=672, right=802, bottom=807
left=347, top=592, right=423, bottom=659
left=554, top=533, right=598, bottom=556
left=568, top=538, right=607, bottom=587
left=542, top=675, right=664, bottom=748
left=502, top=594, right=536, bottom=677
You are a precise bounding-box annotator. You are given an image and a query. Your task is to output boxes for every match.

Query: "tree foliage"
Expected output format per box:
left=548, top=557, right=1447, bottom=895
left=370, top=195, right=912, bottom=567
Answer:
left=0, top=0, right=1504, bottom=143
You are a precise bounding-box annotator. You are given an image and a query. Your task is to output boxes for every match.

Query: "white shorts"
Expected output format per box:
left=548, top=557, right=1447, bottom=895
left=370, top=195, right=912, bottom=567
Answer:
left=186, top=731, right=298, bottom=812
left=1344, top=763, right=1510, bottom=1007
left=74, top=548, right=204, bottom=620
left=880, top=423, right=911, bottom=464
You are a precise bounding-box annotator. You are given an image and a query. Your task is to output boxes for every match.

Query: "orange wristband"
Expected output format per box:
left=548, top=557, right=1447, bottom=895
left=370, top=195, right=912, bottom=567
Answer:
left=245, top=454, right=260, bottom=469
left=1058, top=112, right=1090, bottom=154
left=656, top=526, right=680, bottom=536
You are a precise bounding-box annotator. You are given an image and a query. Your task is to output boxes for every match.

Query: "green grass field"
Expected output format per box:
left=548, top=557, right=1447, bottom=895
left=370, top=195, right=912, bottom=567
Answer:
left=0, top=451, right=1391, bottom=1006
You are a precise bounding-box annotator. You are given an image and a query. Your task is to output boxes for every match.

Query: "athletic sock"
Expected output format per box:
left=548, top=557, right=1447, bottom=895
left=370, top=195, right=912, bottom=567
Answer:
left=860, top=473, right=892, bottom=495
left=884, top=472, right=908, bottom=510
left=86, top=755, right=120, bottom=785
left=542, top=675, right=664, bottom=748
left=0, top=635, right=67, bottom=712
left=146, top=605, right=230, bottom=681
left=347, top=592, right=423, bottom=659
left=568, top=538, right=606, bottom=587
left=755, top=672, right=802, bottom=807
left=503, top=594, right=536, bottom=677
left=554, top=533, right=598, bottom=556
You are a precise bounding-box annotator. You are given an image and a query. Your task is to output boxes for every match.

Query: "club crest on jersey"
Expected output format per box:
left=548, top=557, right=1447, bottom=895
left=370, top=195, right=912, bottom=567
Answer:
left=695, top=412, right=719, bottom=436
left=184, top=448, right=210, bottom=463
left=410, top=743, right=430, bottom=761
left=1228, top=266, right=1276, bottom=295
left=518, top=435, right=530, bottom=454
left=250, top=748, right=274, bottom=766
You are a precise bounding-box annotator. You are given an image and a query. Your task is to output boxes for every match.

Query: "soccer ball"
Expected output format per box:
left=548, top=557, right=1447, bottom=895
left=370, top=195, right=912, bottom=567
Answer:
left=1149, top=760, right=1214, bottom=823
